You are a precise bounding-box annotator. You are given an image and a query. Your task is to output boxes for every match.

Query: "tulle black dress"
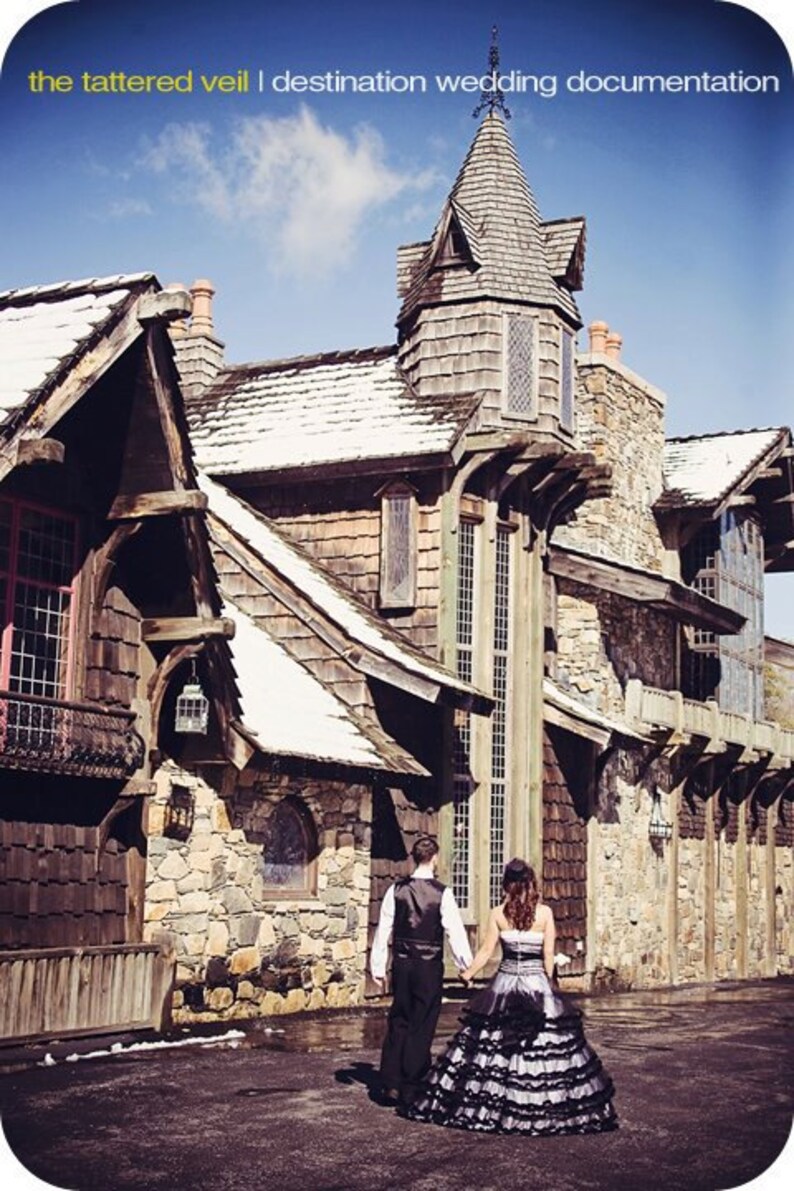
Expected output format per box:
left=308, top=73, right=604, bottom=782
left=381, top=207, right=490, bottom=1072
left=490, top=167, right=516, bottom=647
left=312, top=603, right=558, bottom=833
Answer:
left=405, top=930, right=617, bottom=1135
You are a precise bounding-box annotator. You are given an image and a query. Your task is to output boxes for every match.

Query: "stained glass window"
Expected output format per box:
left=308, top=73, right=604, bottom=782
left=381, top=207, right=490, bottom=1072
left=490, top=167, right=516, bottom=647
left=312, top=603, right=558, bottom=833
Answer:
left=379, top=483, right=416, bottom=609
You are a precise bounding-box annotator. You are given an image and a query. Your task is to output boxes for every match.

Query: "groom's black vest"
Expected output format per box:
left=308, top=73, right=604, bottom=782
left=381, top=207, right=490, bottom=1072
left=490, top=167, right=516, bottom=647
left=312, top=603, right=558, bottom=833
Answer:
left=393, top=877, right=445, bottom=963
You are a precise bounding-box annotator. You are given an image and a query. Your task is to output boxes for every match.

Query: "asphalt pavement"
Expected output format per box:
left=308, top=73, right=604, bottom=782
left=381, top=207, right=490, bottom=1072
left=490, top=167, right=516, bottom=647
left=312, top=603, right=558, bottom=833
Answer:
left=0, top=978, right=792, bottom=1191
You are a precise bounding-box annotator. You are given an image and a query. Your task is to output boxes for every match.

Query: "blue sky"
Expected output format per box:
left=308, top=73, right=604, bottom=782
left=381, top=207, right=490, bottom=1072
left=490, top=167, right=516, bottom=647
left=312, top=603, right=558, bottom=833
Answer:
left=0, top=0, right=792, bottom=635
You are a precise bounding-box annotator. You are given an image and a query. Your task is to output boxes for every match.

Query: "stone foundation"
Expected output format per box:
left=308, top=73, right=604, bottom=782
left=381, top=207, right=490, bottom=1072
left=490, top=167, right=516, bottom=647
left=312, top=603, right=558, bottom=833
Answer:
left=144, top=762, right=372, bottom=1021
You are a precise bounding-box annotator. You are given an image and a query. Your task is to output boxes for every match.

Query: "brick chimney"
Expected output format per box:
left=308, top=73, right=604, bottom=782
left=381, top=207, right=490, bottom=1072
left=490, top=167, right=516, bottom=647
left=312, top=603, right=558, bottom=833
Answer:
left=170, top=279, right=225, bottom=398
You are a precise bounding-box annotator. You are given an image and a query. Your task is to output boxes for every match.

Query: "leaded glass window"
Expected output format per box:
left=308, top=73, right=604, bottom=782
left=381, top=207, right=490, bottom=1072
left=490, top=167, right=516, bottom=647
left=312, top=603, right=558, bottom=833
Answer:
left=560, top=327, right=575, bottom=431
left=681, top=511, right=764, bottom=717
left=379, top=482, right=416, bottom=609
left=503, top=313, right=537, bottom=418
left=0, top=499, right=77, bottom=699
left=452, top=519, right=476, bottom=909
left=489, top=525, right=512, bottom=907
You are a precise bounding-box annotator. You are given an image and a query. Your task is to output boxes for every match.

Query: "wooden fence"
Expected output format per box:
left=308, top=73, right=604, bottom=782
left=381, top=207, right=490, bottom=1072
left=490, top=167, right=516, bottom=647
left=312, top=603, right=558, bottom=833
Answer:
left=0, top=942, right=175, bottom=1044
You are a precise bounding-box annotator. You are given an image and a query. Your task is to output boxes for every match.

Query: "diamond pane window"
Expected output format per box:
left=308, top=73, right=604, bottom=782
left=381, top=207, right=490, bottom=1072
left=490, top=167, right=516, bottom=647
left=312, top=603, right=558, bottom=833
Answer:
left=560, top=328, right=575, bottom=431
left=504, top=313, right=537, bottom=418
left=379, top=482, right=417, bottom=609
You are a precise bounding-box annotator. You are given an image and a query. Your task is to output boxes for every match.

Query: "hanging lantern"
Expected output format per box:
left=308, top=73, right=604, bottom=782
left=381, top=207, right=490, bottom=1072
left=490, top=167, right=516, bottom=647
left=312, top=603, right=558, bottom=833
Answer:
left=174, top=661, right=209, bottom=735
left=649, top=789, right=673, bottom=842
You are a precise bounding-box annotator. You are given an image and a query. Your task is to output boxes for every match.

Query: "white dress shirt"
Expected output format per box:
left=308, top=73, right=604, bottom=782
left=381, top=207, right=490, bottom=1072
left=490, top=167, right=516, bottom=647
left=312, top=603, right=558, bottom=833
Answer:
left=370, top=864, right=473, bottom=980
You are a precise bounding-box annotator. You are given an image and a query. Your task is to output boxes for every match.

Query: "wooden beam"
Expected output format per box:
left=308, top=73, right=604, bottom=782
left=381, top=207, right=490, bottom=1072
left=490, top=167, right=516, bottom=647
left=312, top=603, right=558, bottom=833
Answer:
left=108, top=489, right=208, bottom=520
left=772, top=493, right=794, bottom=505
left=141, top=615, right=236, bottom=642
left=5, top=437, right=66, bottom=468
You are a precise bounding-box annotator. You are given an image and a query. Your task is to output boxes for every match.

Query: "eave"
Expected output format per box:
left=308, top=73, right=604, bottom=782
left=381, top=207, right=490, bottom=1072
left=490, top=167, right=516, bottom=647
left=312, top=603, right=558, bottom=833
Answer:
left=549, top=544, right=745, bottom=635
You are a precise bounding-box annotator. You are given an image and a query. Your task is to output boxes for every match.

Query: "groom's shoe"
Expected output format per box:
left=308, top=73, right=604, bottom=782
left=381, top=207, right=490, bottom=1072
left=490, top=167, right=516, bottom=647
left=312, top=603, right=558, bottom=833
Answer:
left=378, top=1086, right=401, bottom=1106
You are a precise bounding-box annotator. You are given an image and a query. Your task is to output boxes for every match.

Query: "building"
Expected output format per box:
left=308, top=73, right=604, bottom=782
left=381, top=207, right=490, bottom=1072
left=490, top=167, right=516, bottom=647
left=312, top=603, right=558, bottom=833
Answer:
left=178, top=110, right=793, bottom=994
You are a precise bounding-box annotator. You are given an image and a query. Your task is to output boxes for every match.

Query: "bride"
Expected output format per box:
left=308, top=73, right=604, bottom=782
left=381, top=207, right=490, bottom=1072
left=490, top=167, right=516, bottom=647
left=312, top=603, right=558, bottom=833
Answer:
left=404, top=858, right=617, bottom=1134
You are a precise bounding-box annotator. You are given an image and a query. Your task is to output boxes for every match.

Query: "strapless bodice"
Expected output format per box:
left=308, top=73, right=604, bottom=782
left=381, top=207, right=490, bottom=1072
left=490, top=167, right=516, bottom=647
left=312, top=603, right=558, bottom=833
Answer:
left=499, top=930, right=544, bottom=967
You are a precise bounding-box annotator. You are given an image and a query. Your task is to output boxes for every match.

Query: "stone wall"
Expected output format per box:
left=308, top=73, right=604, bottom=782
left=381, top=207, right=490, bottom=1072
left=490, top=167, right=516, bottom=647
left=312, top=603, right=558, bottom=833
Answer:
left=589, top=750, right=671, bottom=990
left=555, top=582, right=676, bottom=717
left=144, top=762, right=372, bottom=1022
left=557, top=353, right=666, bottom=572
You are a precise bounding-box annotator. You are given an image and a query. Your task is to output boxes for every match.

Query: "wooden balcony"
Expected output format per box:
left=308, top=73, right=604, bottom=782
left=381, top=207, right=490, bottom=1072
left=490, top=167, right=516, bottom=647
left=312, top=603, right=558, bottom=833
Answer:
left=0, top=691, right=145, bottom=781
left=625, top=680, right=794, bottom=768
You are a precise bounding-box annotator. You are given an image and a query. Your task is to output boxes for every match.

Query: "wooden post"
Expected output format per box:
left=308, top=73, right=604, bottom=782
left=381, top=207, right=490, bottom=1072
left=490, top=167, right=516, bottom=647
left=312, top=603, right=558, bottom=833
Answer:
left=437, top=476, right=458, bottom=883
left=667, top=782, right=681, bottom=985
left=735, top=796, right=748, bottom=979
left=510, top=505, right=532, bottom=862
left=765, top=795, right=779, bottom=977
left=704, top=780, right=716, bottom=982
left=526, top=520, right=546, bottom=876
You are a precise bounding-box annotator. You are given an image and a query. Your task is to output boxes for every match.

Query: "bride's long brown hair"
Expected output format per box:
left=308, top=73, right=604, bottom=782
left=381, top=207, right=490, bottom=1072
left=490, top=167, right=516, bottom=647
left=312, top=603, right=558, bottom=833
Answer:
left=502, top=859, right=539, bottom=931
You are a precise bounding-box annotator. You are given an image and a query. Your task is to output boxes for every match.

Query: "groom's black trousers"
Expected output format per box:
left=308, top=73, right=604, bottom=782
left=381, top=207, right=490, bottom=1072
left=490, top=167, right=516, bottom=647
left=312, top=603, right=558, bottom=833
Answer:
left=380, top=953, right=443, bottom=1100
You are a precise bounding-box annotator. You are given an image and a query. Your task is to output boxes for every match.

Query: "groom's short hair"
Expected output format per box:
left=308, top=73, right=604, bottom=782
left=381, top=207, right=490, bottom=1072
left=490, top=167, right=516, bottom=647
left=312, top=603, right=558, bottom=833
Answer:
left=412, top=836, right=439, bottom=865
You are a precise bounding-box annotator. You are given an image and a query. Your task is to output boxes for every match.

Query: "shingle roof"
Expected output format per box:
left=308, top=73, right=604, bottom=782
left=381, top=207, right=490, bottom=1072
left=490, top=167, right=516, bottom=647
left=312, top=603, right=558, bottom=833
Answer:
left=226, top=600, right=424, bottom=772
left=201, top=472, right=486, bottom=706
left=188, top=345, right=477, bottom=477
left=661, top=428, right=786, bottom=507
left=542, top=218, right=586, bottom=288
left=398, top=113, right=582, bottom=325
left=0, top=274, right=153, bottom=425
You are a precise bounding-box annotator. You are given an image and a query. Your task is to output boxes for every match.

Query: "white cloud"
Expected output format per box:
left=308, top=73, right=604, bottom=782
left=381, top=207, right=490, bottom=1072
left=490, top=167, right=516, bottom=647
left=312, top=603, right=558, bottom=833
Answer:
left=104, top=197, right=153, bottom=219
left=139, top=107, right=435, bottom=277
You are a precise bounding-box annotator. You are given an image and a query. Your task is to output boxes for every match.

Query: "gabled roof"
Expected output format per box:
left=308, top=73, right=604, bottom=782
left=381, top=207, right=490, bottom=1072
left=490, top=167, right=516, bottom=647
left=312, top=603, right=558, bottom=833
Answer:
left=226, top=601, right=427, bottom=774
left=188, top=345, right=478, bottom=479
left=660, top=428, right=787, bottom=508
left=398, top=113, right=582, bottom=326
left=0, top=274, right=154, bottom=429
left=201, top=472, right=490, bottom=710
left=659, top=427, right=794, bottom=572
left=542, top=218, right=586, bottom=290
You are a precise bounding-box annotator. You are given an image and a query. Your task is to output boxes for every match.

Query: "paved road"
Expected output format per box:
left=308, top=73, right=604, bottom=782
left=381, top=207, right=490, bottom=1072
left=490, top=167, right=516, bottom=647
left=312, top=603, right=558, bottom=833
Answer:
left=1, top=979, right=792, bottom=1191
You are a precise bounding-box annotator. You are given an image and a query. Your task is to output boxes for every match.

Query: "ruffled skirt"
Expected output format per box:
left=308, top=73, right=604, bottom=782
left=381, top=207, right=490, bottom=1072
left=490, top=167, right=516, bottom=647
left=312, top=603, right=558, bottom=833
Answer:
left=405, top=963, right=617, bottom=1135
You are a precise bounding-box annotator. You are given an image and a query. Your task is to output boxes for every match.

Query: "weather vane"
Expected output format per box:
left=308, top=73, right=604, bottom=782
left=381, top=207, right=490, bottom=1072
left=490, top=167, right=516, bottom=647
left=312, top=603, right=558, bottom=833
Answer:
left=473, top=25, right=511, bottom=120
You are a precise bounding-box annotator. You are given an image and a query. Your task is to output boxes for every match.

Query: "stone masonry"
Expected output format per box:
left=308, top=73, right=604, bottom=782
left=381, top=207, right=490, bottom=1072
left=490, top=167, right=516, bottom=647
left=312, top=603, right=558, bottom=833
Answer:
left=144, top=761, right=372, bottom=1022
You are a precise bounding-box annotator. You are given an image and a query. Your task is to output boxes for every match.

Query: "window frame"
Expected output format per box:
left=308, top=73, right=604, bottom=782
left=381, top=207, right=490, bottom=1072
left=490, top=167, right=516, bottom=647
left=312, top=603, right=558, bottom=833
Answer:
left=560, top=325, right=575, bottom=432
left=0, top=496, right=79, bottom=701
left=378, top=480, right=418, bottom=611
left=502, top=311, right=539, bottom=422
left=261, top=795, right=319, bottom=900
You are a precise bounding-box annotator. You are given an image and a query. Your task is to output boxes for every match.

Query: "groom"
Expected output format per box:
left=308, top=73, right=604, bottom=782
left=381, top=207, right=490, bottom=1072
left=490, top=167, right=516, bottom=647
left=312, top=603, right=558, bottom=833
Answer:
left=370, top=835, right=472, bottom=1106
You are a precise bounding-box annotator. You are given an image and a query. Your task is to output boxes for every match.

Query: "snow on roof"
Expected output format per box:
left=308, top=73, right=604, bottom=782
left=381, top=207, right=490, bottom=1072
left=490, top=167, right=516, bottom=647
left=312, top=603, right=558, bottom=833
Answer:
left=227, top=601, right=399, bottom=769
left=662, top=428, right=783, bottom=506
left=188, top=345, right=475, bottom=476
left=0, top=274, right=151, bottom=422
left=201, top=472, right=482, bottom=703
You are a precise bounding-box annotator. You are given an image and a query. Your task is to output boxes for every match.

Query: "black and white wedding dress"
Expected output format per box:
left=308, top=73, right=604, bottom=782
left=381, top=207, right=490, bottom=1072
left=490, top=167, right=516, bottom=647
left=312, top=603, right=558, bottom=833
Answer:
left=405, top=929, right=617, bottom=1135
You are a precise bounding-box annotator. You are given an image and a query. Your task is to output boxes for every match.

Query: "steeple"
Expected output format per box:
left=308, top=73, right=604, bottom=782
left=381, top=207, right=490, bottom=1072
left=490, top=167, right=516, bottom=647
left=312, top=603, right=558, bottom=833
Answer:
left=396, top=111, right=587, bottom=443
left=398, top=112, right=581, bottom=327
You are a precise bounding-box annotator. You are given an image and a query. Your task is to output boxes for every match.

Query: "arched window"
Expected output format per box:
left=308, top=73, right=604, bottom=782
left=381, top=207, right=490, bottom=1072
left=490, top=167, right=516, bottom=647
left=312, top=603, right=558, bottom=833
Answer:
left=262, top=797, right=317, bottom=896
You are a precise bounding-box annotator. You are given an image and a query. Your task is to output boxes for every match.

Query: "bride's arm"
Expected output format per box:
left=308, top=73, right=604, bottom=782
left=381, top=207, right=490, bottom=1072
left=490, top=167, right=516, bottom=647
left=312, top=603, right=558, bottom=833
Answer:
left=542, top=905, right=556, bottom=979
left=460, top=909, right=501, bottom=983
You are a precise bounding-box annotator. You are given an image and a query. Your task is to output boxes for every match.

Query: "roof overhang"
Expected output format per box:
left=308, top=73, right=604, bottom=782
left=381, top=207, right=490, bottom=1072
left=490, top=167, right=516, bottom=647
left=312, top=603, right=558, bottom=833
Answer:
left=549, top=544, right=745, bottom=635
left=543, top=678, right=650, bottom=749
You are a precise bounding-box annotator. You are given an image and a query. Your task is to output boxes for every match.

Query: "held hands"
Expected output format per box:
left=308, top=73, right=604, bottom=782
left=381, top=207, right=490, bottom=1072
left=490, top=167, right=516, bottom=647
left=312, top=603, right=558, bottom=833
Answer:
left=460, top=966, right=475, bottom=986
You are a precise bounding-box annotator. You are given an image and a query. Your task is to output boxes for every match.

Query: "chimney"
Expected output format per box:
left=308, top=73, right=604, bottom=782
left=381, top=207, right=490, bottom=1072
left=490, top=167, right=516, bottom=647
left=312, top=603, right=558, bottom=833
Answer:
left=605, top=331, right=623, bottom=361
left=170, top=278, right=225, bottom=398
left=588, top=320, right=609, bottom=354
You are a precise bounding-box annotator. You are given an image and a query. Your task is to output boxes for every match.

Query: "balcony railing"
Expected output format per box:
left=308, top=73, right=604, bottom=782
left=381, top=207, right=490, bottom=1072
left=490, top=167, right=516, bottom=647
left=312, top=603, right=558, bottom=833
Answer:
left=0, top=690, right=145, bottom=780
left=625, top=680, right=794, bottom=767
